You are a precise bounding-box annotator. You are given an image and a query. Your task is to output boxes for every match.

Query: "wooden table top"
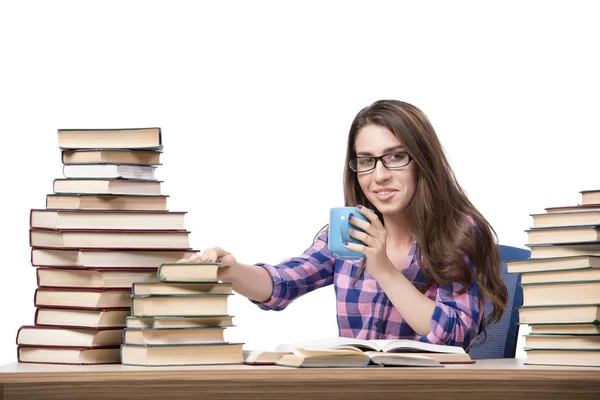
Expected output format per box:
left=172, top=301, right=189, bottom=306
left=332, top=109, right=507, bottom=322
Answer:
left=1, top=358, right=599, bottom=383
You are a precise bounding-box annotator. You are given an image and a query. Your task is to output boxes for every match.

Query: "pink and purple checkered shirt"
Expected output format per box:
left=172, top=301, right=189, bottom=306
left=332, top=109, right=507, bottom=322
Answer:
left=251, top=229, right=483, bottom=350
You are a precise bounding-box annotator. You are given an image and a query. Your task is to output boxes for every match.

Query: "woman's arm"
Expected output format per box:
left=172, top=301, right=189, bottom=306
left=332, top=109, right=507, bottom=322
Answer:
left=218, top=262, right=274, bottom=302
left=188, top=229, right=335, bottom=311
left=375, top=265, right=436, bottom=336
left=375, top=261, right=481, bottom=348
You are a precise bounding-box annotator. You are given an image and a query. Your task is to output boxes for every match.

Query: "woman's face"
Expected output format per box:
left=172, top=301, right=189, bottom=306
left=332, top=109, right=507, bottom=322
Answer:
left=354, top=124, right=418, bottom=217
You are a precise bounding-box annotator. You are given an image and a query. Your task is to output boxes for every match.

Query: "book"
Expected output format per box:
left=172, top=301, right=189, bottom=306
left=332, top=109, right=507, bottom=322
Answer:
left=132, top=282, right=232, bottom=296
left=131, top=294, right=230, bottom=317
left=62, top=149, right=161, bottom=165
left=506, top=255, right=600, bottom=274
left=520, top=267, right=600, bottom=284
left=522, top=281, right=600, bottom=306
left=157, top=262, right=220, bottom=282
left=243, top=348, right=472, bottom=366
left=16, top=326, right=124, bottom=347
left=31, top=209, right=186, bottom=231
left=275, top=336, right=467, bottom=355
left=529, top=323, right=600, bottom=334
left=46, top=194, right=168, bottom=211
left=530, top=211, right=600, bottom=228
left=34, top=288, right=132, bottom=309
left=525, top=349, right=600, bottom=367
left=126, top=316, right=234, bottom=329
left=18, top=346, right=121, bottom=365
left=123, top=326, right=226, bottom=345
left=53, top=179, right=162, bottom=195
left=63, top=164, right=157, bottom=180
left=58, top=127, right=162, bottom=150
left=274, top=348, right=443, bottom=368
left=36, top=268, right=157, bottom=289
left=525, top=334, right=600, bottom=350
left=243, top=350, right=289, bottom=365
left=32, top=248, right=197, bottom=268
left=120, top=343, right=244, bottom=366
left=35, top=308, right=130, bottom=329
left=526, top=225, right=600, bottom=245
left=527, top=243, right=600, bottom=258
left=29, top=228, right=191, bottom=250
left=582, top=190, right=600, bottom=206
left=518, top=305, right=600, bottom=324
left=545, top=204, right=600, bottom=213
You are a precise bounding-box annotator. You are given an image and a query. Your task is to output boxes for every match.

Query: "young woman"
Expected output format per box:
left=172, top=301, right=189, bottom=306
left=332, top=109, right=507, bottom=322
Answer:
left=183, top=100, right=507, bottom=350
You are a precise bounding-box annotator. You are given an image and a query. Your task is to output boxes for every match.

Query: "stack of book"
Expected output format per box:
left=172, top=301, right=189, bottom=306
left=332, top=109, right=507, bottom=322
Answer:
left=507, top=189, right=600, bottom=367
left=17, top=128, right=197, bottom=365
left=120, top=262, right=243, bottom=366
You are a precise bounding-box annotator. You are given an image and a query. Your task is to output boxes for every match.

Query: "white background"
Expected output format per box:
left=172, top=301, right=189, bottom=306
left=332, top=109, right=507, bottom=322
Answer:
left=1, top=0, right=599, bottom=365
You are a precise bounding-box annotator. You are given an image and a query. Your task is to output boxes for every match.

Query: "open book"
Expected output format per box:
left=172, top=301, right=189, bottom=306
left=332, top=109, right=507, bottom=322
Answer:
left=244, top=337, right=473, bottom=366
left=275, top=348, right=444, bottom=368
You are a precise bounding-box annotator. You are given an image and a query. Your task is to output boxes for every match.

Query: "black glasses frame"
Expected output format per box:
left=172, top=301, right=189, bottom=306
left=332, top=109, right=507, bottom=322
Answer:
left=349, top=152, right=412, bottom=173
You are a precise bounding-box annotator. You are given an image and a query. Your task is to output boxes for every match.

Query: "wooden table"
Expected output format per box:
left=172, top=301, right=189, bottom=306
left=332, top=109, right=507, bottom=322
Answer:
left=1, top=359, right=599, bottom=400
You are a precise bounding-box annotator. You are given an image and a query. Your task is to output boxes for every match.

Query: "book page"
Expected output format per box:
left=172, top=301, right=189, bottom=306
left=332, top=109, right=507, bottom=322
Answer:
left=370, top=339, right=465, bottom=354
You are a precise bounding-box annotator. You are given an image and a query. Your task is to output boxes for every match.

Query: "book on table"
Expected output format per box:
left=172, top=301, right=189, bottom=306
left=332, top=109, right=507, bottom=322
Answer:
left=29, top=228, right=191, bottom=250
left=63, top=164, right=157, bottom=180
left=244, top=336, right=472, bottom=366
left=120, top=343, right=244, bottom=366
left=16, top=325, right=123, bottom=347
left=18, top=346, right=121, bottom=365
left=53, top=178, right=162, bottom=195
left=36, top=267, right=158, bottom=289
left=525, top=349, right=600, bottom=367
left=581, top=189, right=600, bottom=206
left=62, top=149, right=161, bottom=165
left=58, top=127, right=162, bottom=150
left=35, top=308, right=130, bottom=329
left=126, top=315, right=234, bottom=329
left=46, top=193, right=168, bottom=211
left=521, top=281, right=600, bottom=306
left=530, top=210, right=600, bottom=228
left=34, top=287, right=132, bottom=309
left=157, top=262, right=220, bottom=282
left=528, top=323, right=600, bottom=334
left=518, top=304, right=600, bottom=324
left=524, top=333, right=600, bottom=350
left=31, top=248, right=197, bottom=268
left=527, top=243, right=600, bottom=258
left=123, top=326, right=227, bottom=345
left=274, top=348, right=444, bottom=368
left=31, top=209, right=186, bottom=231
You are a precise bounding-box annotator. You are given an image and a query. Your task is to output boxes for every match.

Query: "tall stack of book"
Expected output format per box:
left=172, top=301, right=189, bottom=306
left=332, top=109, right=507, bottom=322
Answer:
left=16, top=128, right=197, bottom=365
left=507, top=189, right=600, bottom=367
left=120, top=262, right=243, bottom=366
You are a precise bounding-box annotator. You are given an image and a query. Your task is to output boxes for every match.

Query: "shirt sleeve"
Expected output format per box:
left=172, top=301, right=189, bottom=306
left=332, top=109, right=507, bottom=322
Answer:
left=249, top=229, right=335, bottom=311
left=415, top=257, right=483, bottom=350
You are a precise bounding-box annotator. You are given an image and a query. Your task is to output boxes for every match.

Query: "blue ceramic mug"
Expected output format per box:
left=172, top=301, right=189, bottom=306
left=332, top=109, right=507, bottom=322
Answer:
left=328, top=207, right=369, bottom=260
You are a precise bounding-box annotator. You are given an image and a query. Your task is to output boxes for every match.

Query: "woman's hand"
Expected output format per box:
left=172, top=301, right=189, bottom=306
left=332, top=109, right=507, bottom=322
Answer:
left=179, top=247, right=237, bottom=280
left=344, top=205, right=394, bottom=279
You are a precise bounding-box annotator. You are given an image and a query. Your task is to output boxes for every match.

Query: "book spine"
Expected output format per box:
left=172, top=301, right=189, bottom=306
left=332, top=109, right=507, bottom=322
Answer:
left=15, top=325, right=24, bottom=345
left=34, top=308, right=40, bottom=325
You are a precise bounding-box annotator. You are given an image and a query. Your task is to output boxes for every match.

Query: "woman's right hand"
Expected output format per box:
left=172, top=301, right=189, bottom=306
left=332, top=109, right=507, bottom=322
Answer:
left=179, top=247, right=237, bottom=268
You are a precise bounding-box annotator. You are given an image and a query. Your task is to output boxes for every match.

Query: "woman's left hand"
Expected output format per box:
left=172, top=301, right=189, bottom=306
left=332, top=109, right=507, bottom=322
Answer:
left=344, top=205, right=394, bottom=279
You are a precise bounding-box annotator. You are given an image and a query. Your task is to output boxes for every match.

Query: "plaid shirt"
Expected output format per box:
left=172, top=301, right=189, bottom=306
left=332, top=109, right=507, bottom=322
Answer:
left=251, top=229, right=483, bottom=350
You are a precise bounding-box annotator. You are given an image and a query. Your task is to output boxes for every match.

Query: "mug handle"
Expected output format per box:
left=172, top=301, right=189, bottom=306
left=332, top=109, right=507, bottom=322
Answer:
left=341, top=213, right=353, bottom=243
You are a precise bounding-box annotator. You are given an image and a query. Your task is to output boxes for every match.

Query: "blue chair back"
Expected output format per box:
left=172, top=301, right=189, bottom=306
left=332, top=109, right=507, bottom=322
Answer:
left=468, top=245, right=530, bottom=359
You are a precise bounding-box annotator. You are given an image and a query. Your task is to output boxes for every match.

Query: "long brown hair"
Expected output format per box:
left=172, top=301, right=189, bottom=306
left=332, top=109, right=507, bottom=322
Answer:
left=344, top=100, right=507, bottom=331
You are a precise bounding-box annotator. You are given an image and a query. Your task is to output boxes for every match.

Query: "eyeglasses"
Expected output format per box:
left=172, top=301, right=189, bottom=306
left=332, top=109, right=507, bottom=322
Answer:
left=349, top=151, right=412, bottom=173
